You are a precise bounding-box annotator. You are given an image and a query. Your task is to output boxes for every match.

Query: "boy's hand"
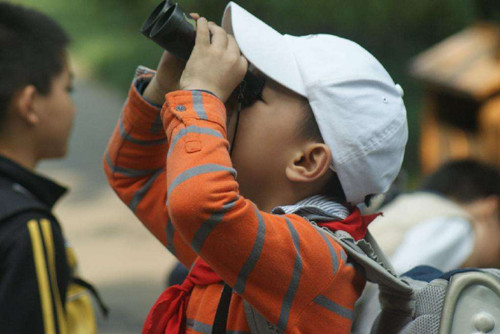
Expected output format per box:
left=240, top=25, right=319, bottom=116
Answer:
left=143, top=52, right=185, bottom=105
left=179, top=17, right=248, bottom=103
left=143, top=13, right=200, bottom=105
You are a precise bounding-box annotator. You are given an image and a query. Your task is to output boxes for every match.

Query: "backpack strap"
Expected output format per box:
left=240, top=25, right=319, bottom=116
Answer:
left=316, top=226, right=417, bottom=334
left=211, top=284, right=233, bottom=334
left=71, top=277, right=110, bottom=318
left=212, top=286, right=283, bottom=334
left=320, top=227, right=413, bottom=295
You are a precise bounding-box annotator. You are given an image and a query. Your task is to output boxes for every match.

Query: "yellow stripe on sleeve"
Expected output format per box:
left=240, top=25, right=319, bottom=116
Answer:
left=27, top=220, right=56, bottom=334
left=41, top=219, right=67, bottom=334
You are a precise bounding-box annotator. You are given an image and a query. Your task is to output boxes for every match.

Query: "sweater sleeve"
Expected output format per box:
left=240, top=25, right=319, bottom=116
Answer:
left=162, top=90, right=364, bottom=331
left=103, top=72, right=197, bottom=267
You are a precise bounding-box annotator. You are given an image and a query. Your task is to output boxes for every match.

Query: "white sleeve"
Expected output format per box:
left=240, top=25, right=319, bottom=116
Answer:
left=390, top=217, right=475, bottom=275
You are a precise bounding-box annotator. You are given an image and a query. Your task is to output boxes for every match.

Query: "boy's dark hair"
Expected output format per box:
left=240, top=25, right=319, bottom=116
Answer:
left=422, top=159, right=500, bottom=203
left=0, top=2, right=70, bottom=125
left=300, top=103, right=346, bottom=202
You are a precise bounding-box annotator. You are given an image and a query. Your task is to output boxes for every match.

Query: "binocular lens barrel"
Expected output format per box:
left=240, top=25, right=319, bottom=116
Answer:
left=142, top=1, right=197, bottom=61
left=141, top=2, right=265, bottom=107
left=141, top=0, right=169, bottom=37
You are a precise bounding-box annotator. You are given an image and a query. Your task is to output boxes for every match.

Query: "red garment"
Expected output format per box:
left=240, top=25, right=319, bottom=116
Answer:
left=322, top=208, right=381, bottom=241
left=143, top=208, right=379, bottom=334
left=142, top=259, right=219, bottom=334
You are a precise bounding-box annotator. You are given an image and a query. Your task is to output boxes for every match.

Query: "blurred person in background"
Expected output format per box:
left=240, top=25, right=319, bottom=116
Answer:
left=371, top=159, right=500, bottom=274
left=352, top=159, right=500, bottom=333
left=0, top=2, right=102, bottom=333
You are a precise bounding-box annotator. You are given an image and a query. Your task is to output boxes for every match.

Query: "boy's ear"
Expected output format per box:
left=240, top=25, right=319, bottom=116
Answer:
left=12, top=85, right=40, bottom=126
left=286, top=143, right=332, bottom=183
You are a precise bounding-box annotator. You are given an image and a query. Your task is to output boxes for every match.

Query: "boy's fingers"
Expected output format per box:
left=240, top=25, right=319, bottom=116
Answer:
left=228, top=35, right=247, bottom=72
left=239, top=55, right=249, bottom=73
left=208, top=22, right=228, bottom=49
left=190, top=12, right=200, bottom=20
left=195, top=17, right=210, bottom=47
left=227, top=34, right=241, bottom=55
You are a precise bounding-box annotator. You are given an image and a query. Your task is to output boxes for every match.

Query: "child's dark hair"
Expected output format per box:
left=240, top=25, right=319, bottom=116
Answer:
left=0, top=2, right=70, bottom=124
left=300, top=103, right=346, bottom=202
left=422, top=159, right=500, bottom=203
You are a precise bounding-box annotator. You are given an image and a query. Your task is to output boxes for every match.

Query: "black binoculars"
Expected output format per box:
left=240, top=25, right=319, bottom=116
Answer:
left=141, top=1, right=265, bottom=107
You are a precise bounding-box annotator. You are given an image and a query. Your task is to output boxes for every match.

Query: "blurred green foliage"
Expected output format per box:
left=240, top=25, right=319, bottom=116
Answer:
left=11, top=0, right=497, bottom=176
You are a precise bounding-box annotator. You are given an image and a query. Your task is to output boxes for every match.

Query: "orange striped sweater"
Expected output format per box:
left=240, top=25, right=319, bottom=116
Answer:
left=104, top=74, right=366, bottom=333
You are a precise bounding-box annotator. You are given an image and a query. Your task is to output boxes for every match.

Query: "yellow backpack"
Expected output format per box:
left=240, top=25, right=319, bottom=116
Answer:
left=65, top=247, right=108, bottom=334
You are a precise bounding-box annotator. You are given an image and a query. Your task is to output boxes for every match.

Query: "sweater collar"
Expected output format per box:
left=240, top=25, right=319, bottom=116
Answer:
left=273, top=195, right=380, bottom=240
left=272, top=194, right=350, bottom=222
left=0, top=155, right=67, bottom=209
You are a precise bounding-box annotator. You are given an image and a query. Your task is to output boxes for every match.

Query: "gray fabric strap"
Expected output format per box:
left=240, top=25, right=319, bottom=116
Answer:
left=322, top=228, right=413, bottom=295
left=320, top=227, right=416, bottom=334
left=364, top=231, right=397, bottom=274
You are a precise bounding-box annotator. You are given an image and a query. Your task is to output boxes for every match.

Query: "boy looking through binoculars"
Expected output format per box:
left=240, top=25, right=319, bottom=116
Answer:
left=105, top=3, right=408, bottom=333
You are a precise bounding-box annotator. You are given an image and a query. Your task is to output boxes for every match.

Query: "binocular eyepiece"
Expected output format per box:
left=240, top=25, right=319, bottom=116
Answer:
left=141, top=1, right=265, bottom=107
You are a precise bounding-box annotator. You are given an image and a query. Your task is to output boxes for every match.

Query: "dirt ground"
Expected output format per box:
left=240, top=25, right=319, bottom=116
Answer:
left=39, top=79, right=177, bottom=333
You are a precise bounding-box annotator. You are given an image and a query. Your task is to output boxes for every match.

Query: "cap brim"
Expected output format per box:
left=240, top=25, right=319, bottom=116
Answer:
left=222, top=2, right=306, bottom=96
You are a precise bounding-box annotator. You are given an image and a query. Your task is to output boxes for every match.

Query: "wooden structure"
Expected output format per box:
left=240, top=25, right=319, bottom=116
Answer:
left=410, top=23, right=500, bottom=173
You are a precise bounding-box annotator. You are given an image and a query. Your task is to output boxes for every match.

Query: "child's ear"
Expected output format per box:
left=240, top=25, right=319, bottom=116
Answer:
left=286, top=143, right=332, bottom=183
left=13, top=85, right=40, bottom=126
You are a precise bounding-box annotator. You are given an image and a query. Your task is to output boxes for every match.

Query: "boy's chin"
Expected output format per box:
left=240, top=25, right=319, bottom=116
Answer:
left=41, top=145, right=69, bottom=160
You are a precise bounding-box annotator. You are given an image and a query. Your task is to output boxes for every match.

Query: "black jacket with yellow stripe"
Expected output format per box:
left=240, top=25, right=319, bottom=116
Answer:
left=0, top=155, right=70, bottom=333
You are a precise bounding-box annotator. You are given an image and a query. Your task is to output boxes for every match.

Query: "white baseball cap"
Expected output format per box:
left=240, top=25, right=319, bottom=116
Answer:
left=222, top=2, right=408, bottom=205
